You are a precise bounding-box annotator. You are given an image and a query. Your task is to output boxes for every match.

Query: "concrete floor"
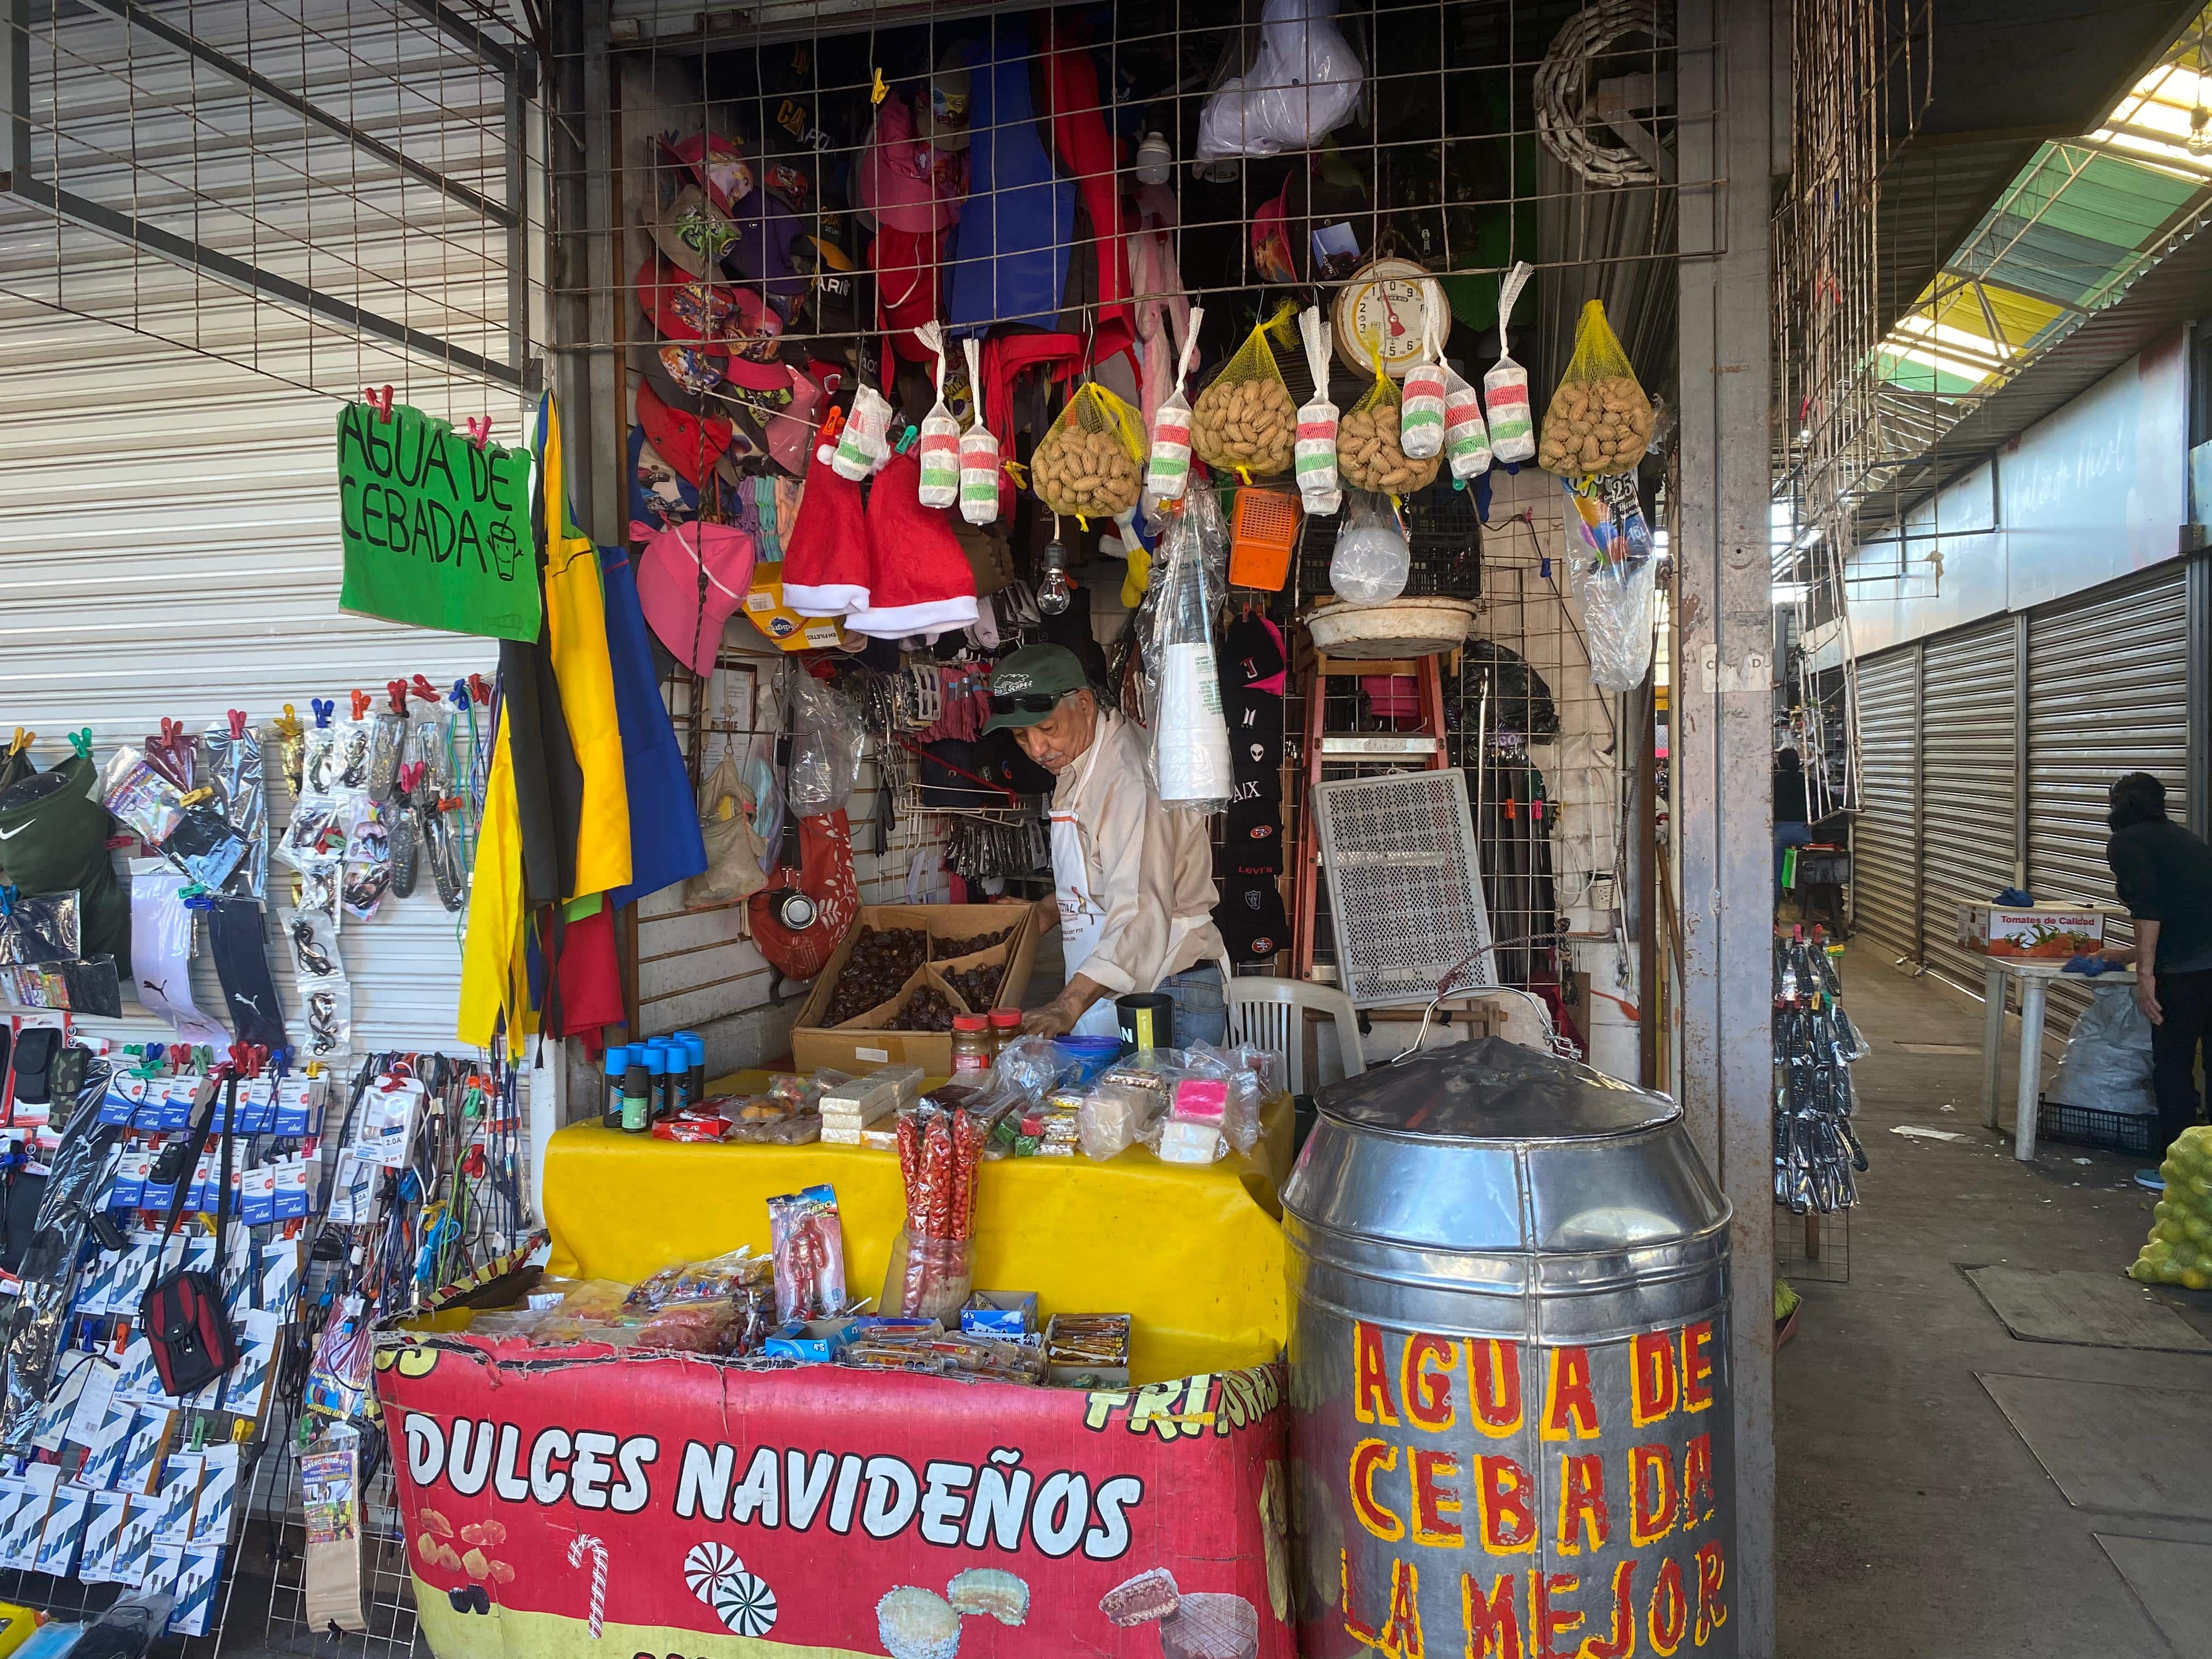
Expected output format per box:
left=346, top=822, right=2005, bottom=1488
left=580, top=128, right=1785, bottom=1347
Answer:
left=1777, top=951, right=2212, bottom=1658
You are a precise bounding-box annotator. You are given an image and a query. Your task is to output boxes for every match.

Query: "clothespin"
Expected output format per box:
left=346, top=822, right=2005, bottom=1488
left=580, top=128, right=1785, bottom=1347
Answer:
left=871, top=66, right=889, bottom=104
left=312, top=698, right=334, bottom=729
left=159, top=716, right=185, bottom=749
left=386, top=679, right=409, bottom=716
left=227, top=709, right=249, bottom=741
left=409, top=674, right=441, bottom=707
left=816, top=404, right=848, bottom=453
left=274, top=705, right=302, bottom=742
left=449, top=679, right=471, bottom=710
left=180, top=884, right=216, bottom=911
left=67, top=729, right=91, bottom=758
left=6, top=729, right=29, bottom=757
left=398, top=761, right=426, bottom=798
left=350, top=690, right=371, bottom=721
left=180, top=785, right=214, bottom=806
left=467, top=673, right=491, bottom=705
left=464, top=416, right=493, bottom=452
left=361, top=385, right=394, bottom=422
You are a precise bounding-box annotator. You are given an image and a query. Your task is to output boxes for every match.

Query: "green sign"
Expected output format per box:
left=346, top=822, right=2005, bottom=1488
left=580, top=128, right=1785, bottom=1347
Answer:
left=336, top=402, right=540, bottom=641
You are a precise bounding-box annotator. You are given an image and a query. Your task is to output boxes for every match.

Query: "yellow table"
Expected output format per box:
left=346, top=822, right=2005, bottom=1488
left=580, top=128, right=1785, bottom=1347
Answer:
left=541, top=1074, right=1291, bottom=1383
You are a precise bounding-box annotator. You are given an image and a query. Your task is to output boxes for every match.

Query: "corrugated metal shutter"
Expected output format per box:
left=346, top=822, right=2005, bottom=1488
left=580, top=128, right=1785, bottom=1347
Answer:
left=2028, top=565, right=2191, bottom=1026
left=0, top=3, right=518, bottom=1054
left=1917, top=619, right=2019, bottom=991
left=1850, top=646, right=1920, bottom=959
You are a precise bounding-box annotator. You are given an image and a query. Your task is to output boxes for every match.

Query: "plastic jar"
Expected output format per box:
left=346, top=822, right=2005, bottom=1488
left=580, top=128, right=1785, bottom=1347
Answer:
left=951, top=1014, right=993, bottom=1074
left=988, top=1007, right=1023, bottom=1057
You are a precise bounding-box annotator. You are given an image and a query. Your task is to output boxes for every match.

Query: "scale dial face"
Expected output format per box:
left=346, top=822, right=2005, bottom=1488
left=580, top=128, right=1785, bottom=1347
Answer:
left=1334, top=259, right=1448, bottom=379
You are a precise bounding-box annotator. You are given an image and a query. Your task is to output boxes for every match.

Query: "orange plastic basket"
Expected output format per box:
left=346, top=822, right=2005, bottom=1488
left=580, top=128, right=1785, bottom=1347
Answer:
left=1228, top=487, right=1304, bottom=591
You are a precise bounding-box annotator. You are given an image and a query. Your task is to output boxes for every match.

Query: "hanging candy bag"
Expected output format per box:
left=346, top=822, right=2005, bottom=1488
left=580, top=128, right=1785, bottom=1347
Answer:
left=1031, top=381, right=1145, bottom=524
left=1483, top=261, right=1537, bottom=463
left=914, top=323, right=962, bottom=509
left=1294, top=306, right=1341, bottom=516
left=957, top=337, right=1001, bottom=527
left=1338, top=352, right=1438, bottom=498
left=1190, top=300, right=1299, bottom=480
left=1537, top=298, right=1655, bottom=477
left=1143, top=304, right=1205, bottom=504
left=833, top=377, right=893, bottom=481
left=1398, top=311, right=1446, bottom=460
left=1442, top=354, right=1493, bottom=481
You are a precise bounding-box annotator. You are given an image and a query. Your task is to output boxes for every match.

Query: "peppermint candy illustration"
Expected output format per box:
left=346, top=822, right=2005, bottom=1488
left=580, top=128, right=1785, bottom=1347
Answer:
left=683, top=1541, right=743, bottom=1603
left=712, top=1571, right=778, bottom=1638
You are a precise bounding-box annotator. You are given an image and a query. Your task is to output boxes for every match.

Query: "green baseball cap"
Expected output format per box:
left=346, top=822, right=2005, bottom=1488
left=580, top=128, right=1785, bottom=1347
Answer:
left=983, top=645, right=1088, bottom=732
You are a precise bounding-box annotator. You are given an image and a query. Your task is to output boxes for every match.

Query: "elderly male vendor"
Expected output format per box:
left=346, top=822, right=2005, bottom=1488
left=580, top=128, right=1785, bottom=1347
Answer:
left=981, top=645, right=1228, bottom=1045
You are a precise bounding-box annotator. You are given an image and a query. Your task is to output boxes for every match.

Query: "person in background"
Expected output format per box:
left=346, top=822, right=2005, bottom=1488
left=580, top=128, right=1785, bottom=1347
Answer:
left=982, top=645, right=1230, bottom=1046
left=1774, top=747, right=1813, bottom=894
left=2099, top=771, right=2212, bottom=1189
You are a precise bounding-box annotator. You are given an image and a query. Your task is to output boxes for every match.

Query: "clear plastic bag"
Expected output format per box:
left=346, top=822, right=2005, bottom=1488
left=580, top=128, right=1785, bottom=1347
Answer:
left=1192, top=302, right=1299, bottom=479
left=1563, top=478, right=1657, bottom=692
left=627, top=1246, right=774, bottom=1310
left=1143, top=484, right=1234, bottom=809
left=1330, top=488, right=1410, bottom=603
left=788, top=674, right=862, bottom=814
left=915, top=323, right=961, bottom=509
left=1483, top=263, right=1537, bottom=462
left=201, top=714, right=268, bottom=899
left=2047, top=982, right=2157, bottom=1115
left=1294, top=306, right=1342, bottom=515
left=1538, top=298, right=1654, bottom=477
left=768, top=1185, right=848, bottom=1323
left=958, top=337, right=1001, bottom=526
left=1195, top=0, right=1364, bottom=161
left=1443, top=360, right=1492, bottom=479
left=1144, top=304, right=1206, bottom=504
left=834, top=382, right=893, bottom=481
left=1079, top=1081, right=1161, bottom=1161
left=1033, top=382, right=1145, bottom=522
left=1399, top=312, right=1446, bottom=461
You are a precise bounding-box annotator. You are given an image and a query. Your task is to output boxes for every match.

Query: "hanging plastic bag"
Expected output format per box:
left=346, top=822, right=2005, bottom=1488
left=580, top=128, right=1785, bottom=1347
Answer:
left=957, top=337, right=1001, bottom=527
left=1192, top=301, right=1299, bottom=481
left=1338, top=363, right=1438, bottom=497
left=914, top=323, right=961, bottom=509
left=1195, top=0, right=1364, bottom=161
left=1294, top=306, right=1342, bottom=515
left=1141, top=487, right=1233, bottom=809
left=788, top=674, right=863, bottom=815
left=1144, top=304, right=1206, bottom=504
left=1032, top=382, right=1145, bottom=523
left=833, top=380, right=893, bottom=481
left=1483, top=261, right=1536, bottom=463
left=1443, top=356, right=1493, bottom=481
left=1538, top=298, right=1655, bottom=477
left=1398, top=311, right=1446, bottom=460
left=201, top=711, right=267, bottom=899
left=1562, top=477, right=1657, bottom=692
left=686, top=753, right=770, bottom=905
left=1330, top=489, right=1410, bottom=603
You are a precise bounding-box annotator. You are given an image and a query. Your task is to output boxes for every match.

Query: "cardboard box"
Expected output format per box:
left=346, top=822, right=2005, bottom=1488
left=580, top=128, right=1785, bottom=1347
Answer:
left=961, top=1291, right=1039, bottom=1338
left=763, top=1319, right=861, bottom=1363
left=1957, top=904, right=2117, bottom=961
left=791, top=904, right=1038, bottom=1076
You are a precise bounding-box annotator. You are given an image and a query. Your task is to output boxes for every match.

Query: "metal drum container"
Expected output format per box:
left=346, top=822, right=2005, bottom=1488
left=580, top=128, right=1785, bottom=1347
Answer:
left=1284, top=1037, right=1735, bottom=1659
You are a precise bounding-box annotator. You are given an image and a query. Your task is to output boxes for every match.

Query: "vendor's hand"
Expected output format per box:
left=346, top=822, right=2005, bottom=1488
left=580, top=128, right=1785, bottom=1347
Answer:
left=2100, top=944, right=2138, bottom=966
left=1022, top=1000, right=1078, bottom=1039
left=2136, top=972, right=2164, bottom=1028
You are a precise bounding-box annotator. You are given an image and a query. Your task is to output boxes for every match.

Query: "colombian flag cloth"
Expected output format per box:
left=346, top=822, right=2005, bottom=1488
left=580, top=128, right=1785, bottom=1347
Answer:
left=538, top=394, right=632, bottom=900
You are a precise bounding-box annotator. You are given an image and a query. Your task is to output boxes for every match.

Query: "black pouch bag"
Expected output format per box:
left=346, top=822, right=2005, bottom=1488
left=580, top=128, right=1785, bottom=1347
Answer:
left=139, top=1073, right=241, bottom=1398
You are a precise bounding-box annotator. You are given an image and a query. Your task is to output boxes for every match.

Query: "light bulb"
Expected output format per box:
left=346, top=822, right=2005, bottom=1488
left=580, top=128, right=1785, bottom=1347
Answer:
left=2190, top=105, right=2211, bottom=155
left=1135, top=129, right=1172, bottom=185
left=1037, top=536, right=1073, bottom=615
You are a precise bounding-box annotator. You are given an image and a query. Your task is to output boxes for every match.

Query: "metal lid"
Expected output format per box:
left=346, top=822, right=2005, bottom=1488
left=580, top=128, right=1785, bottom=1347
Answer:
left=1316, top=1036, right=1678, bottom=1142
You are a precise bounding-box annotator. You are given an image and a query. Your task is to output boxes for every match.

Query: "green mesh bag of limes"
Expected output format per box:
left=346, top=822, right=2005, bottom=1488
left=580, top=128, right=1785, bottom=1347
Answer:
left=2131, top=1125, right=2212, bottom=1289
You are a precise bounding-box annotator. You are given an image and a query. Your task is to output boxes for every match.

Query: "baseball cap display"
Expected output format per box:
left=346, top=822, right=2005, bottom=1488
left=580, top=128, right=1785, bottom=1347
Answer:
left=1222, top=611, right=1288, bottom=692
left=741, top=561, right=849, bottom=653
left=1227, top=687, right=1284, bottom=792
left=658, top=131, right=753, bottom=216
left=1216, top=874, right=1289, bottom=962
left=647, top=181, right=740, bottom=279
left=983, top=645, right=1088, bottom=732
left=637, top=523, right=758, bottom=675
left=1222, top=792, right=1284, bottom=873
left=922, top=45, right=974, bottom=150
left=634, top=379, right=733, bottom=487
left=628, top=423, right=701, bottom=541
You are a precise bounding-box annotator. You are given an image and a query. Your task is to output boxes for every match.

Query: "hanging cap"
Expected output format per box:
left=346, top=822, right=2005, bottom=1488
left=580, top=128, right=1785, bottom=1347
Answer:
left=637, top=522, right=757, bottom=676
left=921, top=43, right=973, bottom=151
left=658, top=131, right=753, bottom=216
left=646, top=180, right=740, bottom=279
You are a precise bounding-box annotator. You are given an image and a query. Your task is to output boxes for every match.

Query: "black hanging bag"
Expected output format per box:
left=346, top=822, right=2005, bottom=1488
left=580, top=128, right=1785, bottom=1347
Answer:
left=139, top=1067, right=242, bottom=1398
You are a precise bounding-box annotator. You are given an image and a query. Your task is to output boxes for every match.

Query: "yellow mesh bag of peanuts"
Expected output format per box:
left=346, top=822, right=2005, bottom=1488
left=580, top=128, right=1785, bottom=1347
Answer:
left=1538, top=298, right=1655, bottom=477
left=1031, top=382, right=1145, bottom=523
left=1192, top=300, right=1300, bottom=481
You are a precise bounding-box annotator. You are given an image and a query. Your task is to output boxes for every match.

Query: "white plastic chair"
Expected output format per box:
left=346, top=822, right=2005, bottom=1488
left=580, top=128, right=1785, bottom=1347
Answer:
left=1226, top=977, right=1368, bottom=1095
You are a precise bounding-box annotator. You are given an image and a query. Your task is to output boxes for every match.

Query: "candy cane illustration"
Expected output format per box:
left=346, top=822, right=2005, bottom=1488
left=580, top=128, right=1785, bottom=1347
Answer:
left=567, top=1533, right=608, bottom=1639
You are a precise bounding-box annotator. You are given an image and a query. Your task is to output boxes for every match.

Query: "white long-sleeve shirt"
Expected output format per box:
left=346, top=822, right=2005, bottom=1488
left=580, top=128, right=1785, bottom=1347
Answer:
left=1052, top=710, right=1225, bottom=995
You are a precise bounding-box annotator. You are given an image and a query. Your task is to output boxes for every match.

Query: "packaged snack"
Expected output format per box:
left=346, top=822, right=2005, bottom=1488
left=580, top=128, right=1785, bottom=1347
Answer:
left=833, top=381, right=893, bottom=481
left=627, top=1248, right=770, bottom=1308
left=1144, top=304, right=1205, bottom=503
left=1483, top=261, right=1536, bottom=462
left=1442, top=358, right=1492, bottom=481
left=1033, top=382, right=1145, bottom=523
left=1192, top=301, right=1299, bottom=479
left=768, top=1186, right=848, bottom=1323
left=915, top=324, right=962, bottom=508
left=1537, top=298, right=1655, bottom=477
left=1338, top=372, right=1438, bottom=498
left=1077, top=1082, right=1158, bottom=1162
left=1294, top=306, right=1342, bottom=515
left=884, top=1104, right=985, bottom=1319
left=957, top=337, right=1001, bottom=526
left=1398, top=313, right=1446, bottom=460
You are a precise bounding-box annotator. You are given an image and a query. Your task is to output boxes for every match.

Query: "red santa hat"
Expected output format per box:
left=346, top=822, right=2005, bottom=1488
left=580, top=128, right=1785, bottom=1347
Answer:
left=780, top=420, right=870, bottom=616
left=850, top=450, right=979, bottom=638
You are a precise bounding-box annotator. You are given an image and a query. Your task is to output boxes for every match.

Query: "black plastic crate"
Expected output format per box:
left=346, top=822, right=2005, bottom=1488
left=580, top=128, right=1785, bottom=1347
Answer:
left=1295, top=479, right=1481, bottom=601
left=2035, top=1094, right=2161, bottom=1156
left=1792, top=850, right=1850, bottom=885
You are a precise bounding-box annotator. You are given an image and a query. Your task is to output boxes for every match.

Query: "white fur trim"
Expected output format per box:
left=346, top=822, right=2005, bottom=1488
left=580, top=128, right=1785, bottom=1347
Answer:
left=781, top=582, right=868, bottom=616
left=847, top=595, right=979, bottom=636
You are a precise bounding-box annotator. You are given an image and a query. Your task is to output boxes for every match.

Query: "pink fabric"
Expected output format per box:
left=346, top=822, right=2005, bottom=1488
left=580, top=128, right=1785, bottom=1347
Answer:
left=1127, top=183, right=1192, bottom=430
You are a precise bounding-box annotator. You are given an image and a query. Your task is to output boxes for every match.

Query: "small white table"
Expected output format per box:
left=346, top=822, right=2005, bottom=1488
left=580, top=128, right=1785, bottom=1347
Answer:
left=1979, top=958, right=2137, bottom=1160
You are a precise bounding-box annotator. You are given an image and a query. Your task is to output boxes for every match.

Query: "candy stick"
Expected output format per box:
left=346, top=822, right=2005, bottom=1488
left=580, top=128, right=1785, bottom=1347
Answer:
left=567, top=1533, right=607, bottom=1638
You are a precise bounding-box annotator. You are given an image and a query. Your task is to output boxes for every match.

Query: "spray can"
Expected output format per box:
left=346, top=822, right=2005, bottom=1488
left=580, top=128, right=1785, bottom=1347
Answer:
left=679, top=1031, right=707, bottom=1106
left=602, top=1046, right=630, bottom=1130
left=621, top=1047, right=652, bottom=1134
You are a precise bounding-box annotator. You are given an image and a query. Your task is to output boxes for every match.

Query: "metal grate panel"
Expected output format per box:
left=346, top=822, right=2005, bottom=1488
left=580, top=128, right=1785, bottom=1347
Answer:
left=1312, top=769, right=1496, bottom=1009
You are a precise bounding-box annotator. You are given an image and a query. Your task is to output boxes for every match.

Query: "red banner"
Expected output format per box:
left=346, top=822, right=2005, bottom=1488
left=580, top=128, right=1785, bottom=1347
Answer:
left=374, top=1334, right=1292, bottom=1658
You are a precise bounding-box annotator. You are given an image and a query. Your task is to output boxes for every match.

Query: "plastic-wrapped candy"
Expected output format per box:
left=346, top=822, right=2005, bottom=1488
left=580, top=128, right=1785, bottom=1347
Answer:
left=1294, top=306, right=1341, bottom=516
left=957, top=337, right=1001, bottom=527
left=1398, top=313, right=1446, bottom=461
left=1143, top=306, right=1204, bottom=504
left=833, top=382, right=893, bottom=481
left=1483, top=261, right=1537, bottom=463
left=1443, top=362, right=1493, bottom=480
left=915, top=324, right=961, bottom=509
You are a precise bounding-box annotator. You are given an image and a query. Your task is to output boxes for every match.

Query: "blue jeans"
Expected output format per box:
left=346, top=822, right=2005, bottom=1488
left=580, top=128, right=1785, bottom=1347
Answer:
left=1775, top=821, right=1813, bottom=891
left=1160, top=962, right=1229, bottom=1049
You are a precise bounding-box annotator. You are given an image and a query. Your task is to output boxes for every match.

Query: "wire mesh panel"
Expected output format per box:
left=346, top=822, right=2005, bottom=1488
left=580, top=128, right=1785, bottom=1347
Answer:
left=1312, top=768, right=1496, bottom=1007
